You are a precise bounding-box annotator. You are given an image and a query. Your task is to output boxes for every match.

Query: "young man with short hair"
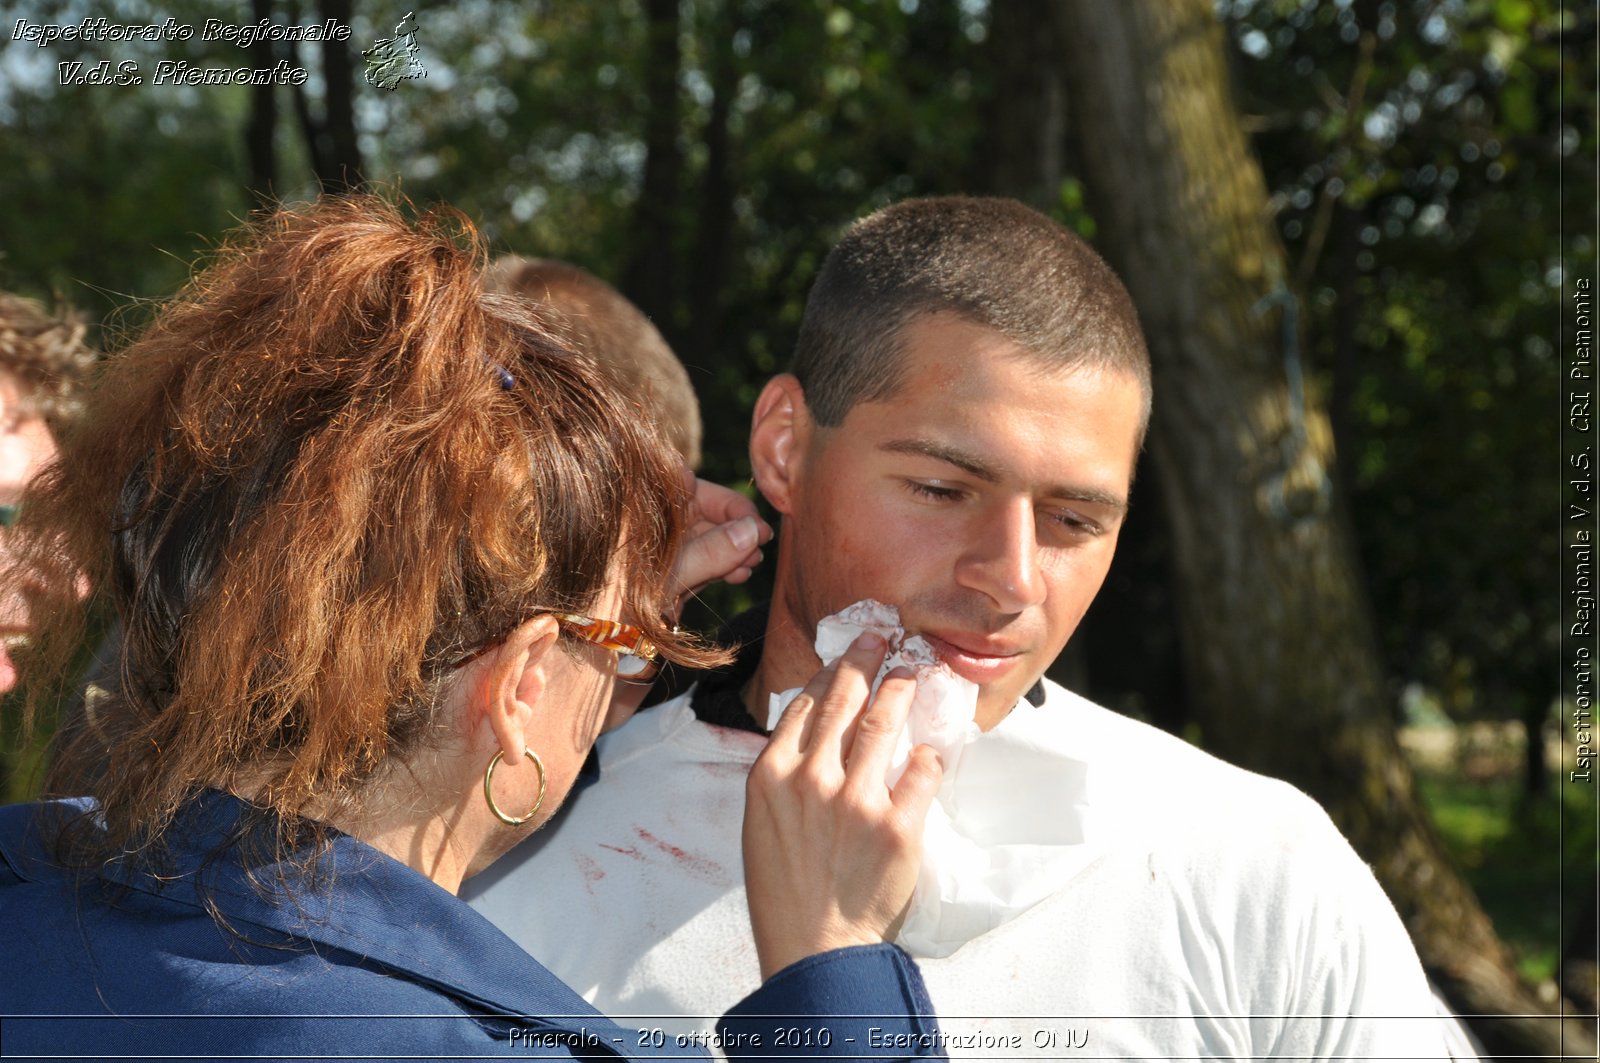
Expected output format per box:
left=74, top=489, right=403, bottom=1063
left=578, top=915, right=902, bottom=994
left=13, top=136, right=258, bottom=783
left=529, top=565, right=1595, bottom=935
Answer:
left=468, top=197, right=1469, bottom=1059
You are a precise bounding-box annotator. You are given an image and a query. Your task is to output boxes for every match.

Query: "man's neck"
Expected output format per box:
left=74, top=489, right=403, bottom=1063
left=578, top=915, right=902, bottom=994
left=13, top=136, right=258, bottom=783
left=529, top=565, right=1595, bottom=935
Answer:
left=739, top=599, right=818, bottom=729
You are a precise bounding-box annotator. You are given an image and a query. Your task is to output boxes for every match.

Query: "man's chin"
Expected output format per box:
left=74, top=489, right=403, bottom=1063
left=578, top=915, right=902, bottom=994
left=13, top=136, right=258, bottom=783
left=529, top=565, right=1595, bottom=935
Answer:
left=971, top=676, right=1039, bottom=731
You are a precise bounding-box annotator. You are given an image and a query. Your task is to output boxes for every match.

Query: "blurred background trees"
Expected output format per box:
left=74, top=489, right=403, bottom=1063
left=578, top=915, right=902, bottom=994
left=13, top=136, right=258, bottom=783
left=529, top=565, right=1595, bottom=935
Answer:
left=1, top=0, right=1593, bottom=1055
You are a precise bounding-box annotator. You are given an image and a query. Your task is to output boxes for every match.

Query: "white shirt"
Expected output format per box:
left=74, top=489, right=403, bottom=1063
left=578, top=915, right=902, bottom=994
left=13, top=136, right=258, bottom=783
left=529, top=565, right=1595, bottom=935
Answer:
left=467, top=679, right=1473, bottom=1059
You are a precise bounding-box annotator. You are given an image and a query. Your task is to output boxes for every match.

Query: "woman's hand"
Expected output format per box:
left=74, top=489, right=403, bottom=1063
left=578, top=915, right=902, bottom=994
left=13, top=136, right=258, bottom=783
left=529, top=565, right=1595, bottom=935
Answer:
left=742, top=632, right=944, bottom=980
left=670, top=472, right=771, bottom=600
left=604, top=473, right=772, bottom=733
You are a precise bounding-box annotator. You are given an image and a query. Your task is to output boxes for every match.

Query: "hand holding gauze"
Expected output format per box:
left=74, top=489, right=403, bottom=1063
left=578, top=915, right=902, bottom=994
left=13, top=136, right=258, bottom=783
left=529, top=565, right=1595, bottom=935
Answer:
left=742, top=632, right=944, bottom=979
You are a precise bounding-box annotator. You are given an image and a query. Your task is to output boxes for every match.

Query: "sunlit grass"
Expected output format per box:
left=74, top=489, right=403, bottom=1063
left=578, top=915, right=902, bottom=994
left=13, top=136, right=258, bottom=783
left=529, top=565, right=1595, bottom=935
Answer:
left=1409, top=731, right=1598, bottom=986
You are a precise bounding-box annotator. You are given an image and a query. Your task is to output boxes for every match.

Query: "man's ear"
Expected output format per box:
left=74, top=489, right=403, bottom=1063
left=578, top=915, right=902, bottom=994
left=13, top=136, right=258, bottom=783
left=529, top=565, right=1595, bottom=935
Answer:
left=750, top=374, right=813, bottom=515
left=474, top=615, right=561, bottom=761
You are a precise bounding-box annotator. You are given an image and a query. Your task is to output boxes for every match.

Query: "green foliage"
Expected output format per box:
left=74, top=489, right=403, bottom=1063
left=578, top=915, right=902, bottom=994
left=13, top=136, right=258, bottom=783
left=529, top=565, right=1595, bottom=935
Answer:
left=0, top=0, right=1585, bottom=783
left=1, top=0, right=254, bottom=320
left=0, top=689, right=51, bottom=806
left=1414, top=757, right=1596, bottom=982
left=1222, top=0, right=1595, bottom=724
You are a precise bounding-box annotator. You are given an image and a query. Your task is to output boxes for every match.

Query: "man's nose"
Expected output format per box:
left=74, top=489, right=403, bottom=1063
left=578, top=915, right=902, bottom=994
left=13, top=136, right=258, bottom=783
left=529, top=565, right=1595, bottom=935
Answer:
left=955, top=499, right=1045, bottom=613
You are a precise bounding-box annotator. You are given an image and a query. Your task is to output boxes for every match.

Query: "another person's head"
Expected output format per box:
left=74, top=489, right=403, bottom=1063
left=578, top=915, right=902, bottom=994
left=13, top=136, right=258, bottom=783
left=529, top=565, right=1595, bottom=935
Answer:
left=749, top=196, right=1150, bottom=728
left=10, top=197, right=721, bottom=878
left=484, top=255, right=702, bottom=468
left=0, top=293, right=95, bottom=694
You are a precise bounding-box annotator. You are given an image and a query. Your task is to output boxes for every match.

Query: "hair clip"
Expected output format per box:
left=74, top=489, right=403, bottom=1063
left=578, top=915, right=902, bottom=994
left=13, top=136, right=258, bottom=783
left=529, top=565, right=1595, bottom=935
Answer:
left=480, top=354, right=515, bottom=391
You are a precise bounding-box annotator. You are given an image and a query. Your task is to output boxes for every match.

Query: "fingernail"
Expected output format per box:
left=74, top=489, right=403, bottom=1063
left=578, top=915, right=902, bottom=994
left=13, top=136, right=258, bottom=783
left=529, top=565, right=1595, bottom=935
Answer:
left=855, top=631, right=886, bottom=650
left=885, top=666, right=915, bottom=682
left=728, top=516, right=759, bottom=552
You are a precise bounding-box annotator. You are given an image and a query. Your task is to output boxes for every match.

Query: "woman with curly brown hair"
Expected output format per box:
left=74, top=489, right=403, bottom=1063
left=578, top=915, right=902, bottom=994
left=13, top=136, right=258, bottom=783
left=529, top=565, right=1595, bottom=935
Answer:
left=0, top=197, right=945, bottom=1060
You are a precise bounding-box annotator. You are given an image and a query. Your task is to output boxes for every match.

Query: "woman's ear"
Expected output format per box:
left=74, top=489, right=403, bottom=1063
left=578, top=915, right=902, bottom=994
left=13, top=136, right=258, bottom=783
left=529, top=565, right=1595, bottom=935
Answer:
left=749, top=374, right=813, bottom=515
left=475, top=615, right=561, bottom=761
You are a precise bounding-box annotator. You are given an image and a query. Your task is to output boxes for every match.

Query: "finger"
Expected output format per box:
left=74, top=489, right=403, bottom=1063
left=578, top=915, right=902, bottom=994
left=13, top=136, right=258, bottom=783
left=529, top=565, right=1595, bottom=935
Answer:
left=695, top=479, right=765, bottom=527
left=720, top=557, right=761, bottom=585
left=841, top=666, right=916, bottom=785
left=768, top=648, right=848, bottom=754
left=801, top=632, right=886, bottom=760
left=706, top=491, right=761, bottom=526
left=671, top=516, right=764, bottom=599
left=783, top=656, right=839, bottom=755
left=678, top=466, right=707, bottom=524
left=889, top=744, right=944, bottom=821
left=765, top=684, right=820, bottom=765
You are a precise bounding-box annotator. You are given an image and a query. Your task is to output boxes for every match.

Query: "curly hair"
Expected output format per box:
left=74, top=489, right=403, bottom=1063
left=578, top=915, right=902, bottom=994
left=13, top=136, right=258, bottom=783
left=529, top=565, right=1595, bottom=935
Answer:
left=9, top=196, right=726, bottom=871
left=0, top=291, right=97, bottom=426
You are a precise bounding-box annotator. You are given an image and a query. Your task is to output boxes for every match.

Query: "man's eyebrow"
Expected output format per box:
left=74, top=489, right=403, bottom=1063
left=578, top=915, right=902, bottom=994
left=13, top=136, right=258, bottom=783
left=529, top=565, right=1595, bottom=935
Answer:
left=881, top=438, right=999, bottom=482
left=880, top=437, right=1129, bottom=514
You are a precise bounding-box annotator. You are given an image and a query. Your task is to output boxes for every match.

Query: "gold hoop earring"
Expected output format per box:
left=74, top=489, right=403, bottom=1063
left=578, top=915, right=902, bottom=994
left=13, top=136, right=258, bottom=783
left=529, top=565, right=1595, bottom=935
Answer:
left=483, top=748, right=547, bottom=826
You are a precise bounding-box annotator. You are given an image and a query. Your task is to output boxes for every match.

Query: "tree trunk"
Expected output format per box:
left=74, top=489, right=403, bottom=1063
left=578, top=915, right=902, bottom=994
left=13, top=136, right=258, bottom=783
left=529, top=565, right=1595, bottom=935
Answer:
left=316, top=0, right=361, bottom=192
left=1329, top=199, right=1362, bottom=500
left=972, top=0, right=1066, bottom=207
left=1048, top=1, right=1587, bottom=1056
left=245, top=0, right=278, bottom=200
left=1522, top=698, right=1550, bottom=798
left=285, top=0, right=327, bottom=182
left=623, top=0, right=685, bottom=337
left=286, top=0, right=362, bottom=193
left=686, top=0, right=743, bottom=371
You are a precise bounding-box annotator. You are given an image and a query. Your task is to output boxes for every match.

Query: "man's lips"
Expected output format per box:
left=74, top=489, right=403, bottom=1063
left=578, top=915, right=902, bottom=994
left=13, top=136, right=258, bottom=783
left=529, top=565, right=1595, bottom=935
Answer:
left=919, top=631, right=1027, bottom=684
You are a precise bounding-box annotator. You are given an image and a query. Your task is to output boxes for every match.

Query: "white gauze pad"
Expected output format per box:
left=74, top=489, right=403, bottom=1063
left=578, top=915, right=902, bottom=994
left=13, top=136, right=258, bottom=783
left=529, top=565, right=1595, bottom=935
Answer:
left=765, top=598, right=979, bottom=782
